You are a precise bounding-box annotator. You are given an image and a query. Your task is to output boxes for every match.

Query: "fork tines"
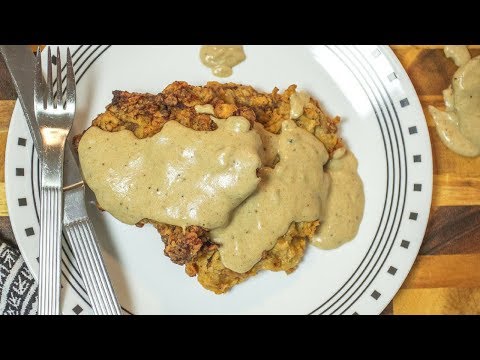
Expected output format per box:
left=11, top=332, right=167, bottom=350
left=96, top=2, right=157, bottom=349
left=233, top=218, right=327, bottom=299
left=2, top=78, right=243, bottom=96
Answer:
left=34, top=46, right=75, bottom=113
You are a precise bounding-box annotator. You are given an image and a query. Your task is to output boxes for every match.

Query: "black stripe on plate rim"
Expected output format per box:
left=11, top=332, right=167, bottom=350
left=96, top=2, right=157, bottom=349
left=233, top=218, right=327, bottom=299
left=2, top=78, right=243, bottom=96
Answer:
left=336, top=45, right=407, bottom=314
left=323, top=45, right=401, bottom=314
left=310, top=45, right=401, bottom=315
left=311, top=45, right=398, bottom=314
left=332, top=45, right=406, bottom=314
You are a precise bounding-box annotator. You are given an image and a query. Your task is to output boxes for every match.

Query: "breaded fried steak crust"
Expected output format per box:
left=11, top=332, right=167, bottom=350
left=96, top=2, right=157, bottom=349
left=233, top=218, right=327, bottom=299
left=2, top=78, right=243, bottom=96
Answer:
left=78, top=81, right=341, bottom=294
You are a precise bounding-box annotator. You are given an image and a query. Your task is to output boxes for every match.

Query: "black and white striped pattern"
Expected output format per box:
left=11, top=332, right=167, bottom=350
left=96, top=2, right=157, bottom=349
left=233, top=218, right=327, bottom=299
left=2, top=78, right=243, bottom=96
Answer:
left=0, top=242, right=37, bottom=315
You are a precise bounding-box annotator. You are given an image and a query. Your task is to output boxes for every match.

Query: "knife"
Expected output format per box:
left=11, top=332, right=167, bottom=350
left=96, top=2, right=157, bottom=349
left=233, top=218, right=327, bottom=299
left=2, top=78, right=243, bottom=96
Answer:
left=0, top=45, right=122, bottom=315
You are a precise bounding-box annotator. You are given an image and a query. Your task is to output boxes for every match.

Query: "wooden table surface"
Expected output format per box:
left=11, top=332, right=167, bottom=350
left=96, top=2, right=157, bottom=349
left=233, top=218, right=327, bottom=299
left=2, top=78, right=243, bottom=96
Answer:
left=0, top=45, right=479, bottom=315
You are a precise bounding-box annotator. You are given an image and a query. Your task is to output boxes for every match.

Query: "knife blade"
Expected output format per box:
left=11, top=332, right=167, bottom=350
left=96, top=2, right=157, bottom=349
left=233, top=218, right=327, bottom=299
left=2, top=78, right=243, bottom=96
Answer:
left=0, top=45, right=43, bottom=155
left=0, top=45, right=122, bottom=315
left=63, top=138, right=84, bottom=190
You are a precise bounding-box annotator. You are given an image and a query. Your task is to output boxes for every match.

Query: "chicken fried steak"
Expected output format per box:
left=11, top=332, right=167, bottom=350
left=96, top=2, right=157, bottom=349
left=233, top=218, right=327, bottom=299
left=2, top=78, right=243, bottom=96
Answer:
left=77, top=81, right=342, bottom=293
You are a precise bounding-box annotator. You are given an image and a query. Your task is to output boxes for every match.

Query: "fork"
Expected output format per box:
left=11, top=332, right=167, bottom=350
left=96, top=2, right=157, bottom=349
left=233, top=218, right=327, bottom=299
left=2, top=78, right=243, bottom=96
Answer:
left=34, top=47, right=76, bottom=315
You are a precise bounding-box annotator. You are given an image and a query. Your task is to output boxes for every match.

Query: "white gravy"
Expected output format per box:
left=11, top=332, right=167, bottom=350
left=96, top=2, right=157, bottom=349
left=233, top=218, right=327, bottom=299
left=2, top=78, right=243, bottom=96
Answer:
left=199, top=46, right=246, bottom=78
left=78, top=117, right=263, bottom=229
left=444, top=45, right=471, bottom=67
left=289, top=91, right=311, bottom=119
left=311, top=149, right=364, bottom=249
left=429, top=48, right=480, bottom=158
left=79, top=90, right=366, bottom=273
left=211, top=120, right=330, bottom=273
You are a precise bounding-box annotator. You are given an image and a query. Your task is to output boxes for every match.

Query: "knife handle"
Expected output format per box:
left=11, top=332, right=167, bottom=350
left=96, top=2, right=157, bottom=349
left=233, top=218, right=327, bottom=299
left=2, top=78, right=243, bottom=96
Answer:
left=64, top=214, right=122, bottom=315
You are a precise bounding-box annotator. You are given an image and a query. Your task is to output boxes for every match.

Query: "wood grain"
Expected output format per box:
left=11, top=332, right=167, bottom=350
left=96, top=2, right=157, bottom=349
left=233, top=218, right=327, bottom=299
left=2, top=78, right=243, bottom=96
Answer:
left=0, top=184, right=7, bottom=216
left=402, top=254, right=480, bottom=289
left=393, top=287, right=480, bottom=315
left=0, top=100, right=15, bottom=129
left=0, top=56, right=16, bottom=100
left=30, top=45, right=45, bottom=53
left=421, top=206, right=480, bottom=255
left=433, top=175, right=480, bottom=206
left=0, top=131, right=7, bottom=184
left=1, top=45, right=480, bottom=315
left=0, top=100, right=13, bottom=216
left=0, top=216, right=15, bottom=246
left=0, top=100, right=14, bottom=216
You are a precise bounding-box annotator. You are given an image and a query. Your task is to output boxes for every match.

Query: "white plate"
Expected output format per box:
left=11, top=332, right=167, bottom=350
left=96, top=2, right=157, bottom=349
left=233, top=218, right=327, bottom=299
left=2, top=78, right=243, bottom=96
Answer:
left=5, top=45, right=432, bottom=315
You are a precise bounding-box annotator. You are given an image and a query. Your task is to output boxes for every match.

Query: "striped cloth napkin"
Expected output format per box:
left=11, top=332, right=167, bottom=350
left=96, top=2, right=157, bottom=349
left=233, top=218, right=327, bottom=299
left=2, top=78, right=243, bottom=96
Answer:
left=0, top=241, right=37, bottom=315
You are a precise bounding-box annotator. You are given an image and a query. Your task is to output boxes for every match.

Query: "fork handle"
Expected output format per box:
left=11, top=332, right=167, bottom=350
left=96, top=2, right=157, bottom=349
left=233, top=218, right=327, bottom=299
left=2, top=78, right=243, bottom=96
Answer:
left=38, top=186, right=63, bottom=315
left=38, top=141, right=66, bottom=315
left=64, top=217, right=122, bottom=315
